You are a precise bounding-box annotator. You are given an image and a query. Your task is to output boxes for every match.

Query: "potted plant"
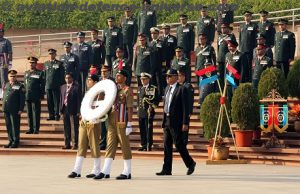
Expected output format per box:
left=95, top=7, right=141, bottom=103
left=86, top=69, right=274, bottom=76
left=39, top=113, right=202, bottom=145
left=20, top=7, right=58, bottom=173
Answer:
left=289, top=104, right=300, bottom=132
left=231, top=83, right=260, bottom=147
left=200, top=93, right=230, bottom=160
left=286, top=59, right=300, bottom=99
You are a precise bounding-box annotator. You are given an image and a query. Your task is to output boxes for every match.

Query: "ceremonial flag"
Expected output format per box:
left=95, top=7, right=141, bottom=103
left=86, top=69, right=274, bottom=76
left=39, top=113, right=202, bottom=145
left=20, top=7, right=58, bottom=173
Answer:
left=196, top=65, right=218, bottom=87
left=195, top=65, right=216, bottom=77
left=274, top=104, right=288, bottom=133
left=225, top=74, right=237, bottom=88
left=226, top=64, right=241, bottom=79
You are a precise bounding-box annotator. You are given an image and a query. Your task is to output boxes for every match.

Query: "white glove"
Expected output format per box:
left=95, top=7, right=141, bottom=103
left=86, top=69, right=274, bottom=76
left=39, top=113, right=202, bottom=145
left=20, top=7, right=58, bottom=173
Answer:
left=126, top=122, right=133, bottom=136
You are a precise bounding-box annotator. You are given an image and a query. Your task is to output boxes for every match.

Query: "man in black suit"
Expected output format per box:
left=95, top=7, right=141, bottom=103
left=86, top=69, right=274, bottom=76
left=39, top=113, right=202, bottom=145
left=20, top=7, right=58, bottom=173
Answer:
left=60, top=73, right=82, bottom=149
left=156, top=68, right=196, bottom=176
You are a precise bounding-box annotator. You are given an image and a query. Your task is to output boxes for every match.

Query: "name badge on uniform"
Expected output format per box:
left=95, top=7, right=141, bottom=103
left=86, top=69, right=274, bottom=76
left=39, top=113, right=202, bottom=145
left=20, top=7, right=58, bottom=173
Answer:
left=146, top=90, right=155, bottom=96
left=202, top=52, right=209, bottom=56
left=168, top=38, right=174, bottom=43
left=127, top=21, right=134, bottom=25
left=156, top=43, right=162, bottom=48
left=12, top=85, right=20, bottom=90
left=265, top=26, right=269, bottom=31
left=225, top=37, right=231, bottom=41
left=112, top=32, right=118, bottom=36
left=147, top=11, right=153, bottom=15
left=222, top=13, right=226, bottom=18
left=233, top=56, right=240, bottom=60
left=183, top=28, right=190, bottom=33
left=53, top=64, right=59, bottom=69
left=283, top=35, right=288, bottom=39
left=68, top=57, right=75, bottom=62
left=247, top=27, right=254, bottom=31
left=261, top=60, right=268, bottom=65
left=143, top=51, right=150, bottom=55
left=31, top=75, right=40, bottom=79
left=178, top=61, right=186, bottom=66
left=204, top=19, right=210, bottom=24
left=93, top=44, right=100, bottom=48
left=81, top=47, right=88, bottom=51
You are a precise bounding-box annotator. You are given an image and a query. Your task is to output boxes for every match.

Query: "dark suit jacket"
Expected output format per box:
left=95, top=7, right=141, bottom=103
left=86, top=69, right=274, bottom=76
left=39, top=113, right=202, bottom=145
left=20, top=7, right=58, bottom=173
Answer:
left=162, top=83, right=189, bottom=129
left=59, top=83, right=82, bottom=115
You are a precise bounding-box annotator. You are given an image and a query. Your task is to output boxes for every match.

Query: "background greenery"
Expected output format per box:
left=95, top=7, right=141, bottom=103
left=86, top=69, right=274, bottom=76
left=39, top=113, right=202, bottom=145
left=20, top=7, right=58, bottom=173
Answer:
left=0, top=0, right=299, bottom=30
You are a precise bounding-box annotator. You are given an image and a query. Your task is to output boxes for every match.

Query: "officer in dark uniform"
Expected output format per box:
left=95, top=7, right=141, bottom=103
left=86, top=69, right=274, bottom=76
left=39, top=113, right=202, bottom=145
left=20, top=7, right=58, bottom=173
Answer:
left=217, top=23, right=236, bottom=89
left=103, top=17, right=123, bottom=68
left=60, top=41, right=80, bottom=82
left=120, top=6, right=138, bottom=66
left=87, top=29, right=106, bottom=73
left=160, top=24, right=177, bottom=92
left=72, top=31, right=93, bottom=96
left=171, top=46, right=191, bottom=83
left=197, top=6, right=216, bottom=45
left=2, top=70, right=25, bottom=148
left=258, top=10, right=276, bottom=48
left=253, top=33, right=273, bottom=61
left=275, top=19, right=296, bottom=78
left=176, top=14, right=195, bottom=60
left=137, top=72, right=159, bottom=151
left=24, top=57, right=45, bottom=134
left=216, top=0, right=234, bottom=34
left=44, top=49, right=65, bottom=121
left=239, top=11, right=258, bottom=82
left=178, top=68, right=194, bottom=146
left=252, top=44, right=273, bottom=89
left=137, top=0, right=157, bottom=40
left=133, top=33, right=155, bottom=86
left=112, top=47, right=132, bottom=86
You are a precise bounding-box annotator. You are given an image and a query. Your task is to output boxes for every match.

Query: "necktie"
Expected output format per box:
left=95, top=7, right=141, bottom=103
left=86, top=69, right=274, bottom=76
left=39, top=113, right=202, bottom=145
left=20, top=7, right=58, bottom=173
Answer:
left=164, top=86, right=172, bottom=114
left=64, top=85, right=71, bottom=106
left=118, top=60, right=123, bottom=70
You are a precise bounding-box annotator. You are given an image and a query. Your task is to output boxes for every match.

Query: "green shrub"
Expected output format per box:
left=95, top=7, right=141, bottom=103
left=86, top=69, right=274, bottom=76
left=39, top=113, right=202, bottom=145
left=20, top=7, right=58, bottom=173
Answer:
left=286, top=59, right=300, bottom=99
left=200, top=92, right=230, bottom=140
left=231, top=83, right=260, bottom=130
left=257, top=67, right=287, bottom=99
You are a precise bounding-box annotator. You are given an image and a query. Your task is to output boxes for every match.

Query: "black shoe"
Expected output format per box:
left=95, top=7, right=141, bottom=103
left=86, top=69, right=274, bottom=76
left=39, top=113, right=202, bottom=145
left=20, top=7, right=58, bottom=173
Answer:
left=62, top=145, right=71, bottom=149
left=25, top=130, right=33, bottom=134
left=116, top=174, right=131, bottom=180
left=187, top=162, right=196, bottom=175
left=72, top=146, right=78, bottom=150
left=68, top=172, right=81, bottom=178
left=138, top=146, right=147, bottom=151
left=86, top=174, right=96, bottom=178
left=47, top=117, right=55, bottom=121
left=100, top=145, right=106, bottom=150
left=156, top=170, right=172, bottom=176
left=93, top=173, right=110, bottom=180
left=33, top=131, right=39, bottom=134
left=55, top=116, right=60, bottom=121
left=10, top=143, right=19, bottom=148
left=4, top=142, right=12, bottom=148
left=147, top=145, right=152, bottom=151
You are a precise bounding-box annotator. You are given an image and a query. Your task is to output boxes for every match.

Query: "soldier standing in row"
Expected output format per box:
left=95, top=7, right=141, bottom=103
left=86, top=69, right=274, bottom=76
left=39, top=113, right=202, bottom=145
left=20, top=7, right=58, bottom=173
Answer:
left=44, top=49, right=65, bottom=121
left=171, top=46, right=191, bottom=83
left=24, top=57, right=45, bottom=134
left=176, top=14, right=195, bottom=60
left=137, top=72, right=159, bottom=151
left=253, top=33, right=274, bottom=61
left=258, top=10, right=276, bottom=48
left=120, top=7, right=138, bottom=66
left=112, top=47, right=132, bottom=86
left=72, top=32, right=93, bottom=96
left=216, top=0, right=234, bottom=34
left=87, top=29, right=106, bottom=73
left=275, top=19, right=296, bottom=78
left=2, top=70, right=25, bottom=148
left=60, top=41, right=80, bottom=81
left=137, top=0, right=157, bottom=40
left=103, top=17, right=123, bottom=68
left=197, top=6, right=215, bottom=45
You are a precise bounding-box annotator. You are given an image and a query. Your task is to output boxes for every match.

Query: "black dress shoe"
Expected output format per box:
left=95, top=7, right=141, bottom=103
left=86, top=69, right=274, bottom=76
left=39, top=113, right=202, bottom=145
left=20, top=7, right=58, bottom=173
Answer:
left=147, top=146, right=152, bottom=151
left=156, top=171, right=172, bottom=176
left=187, top=162, right=196, bottom=175
left=138, top=147, right=147, bottom=151
left=10, top=143, right=19, bottom=148
left=100, top=146, right=106, bottom=150
left=25, top=130, right=33, bottom=134
left=33, top=131, right=39, bottom=134
left=116, top=174, right=131, bottom=180
left=86, top=174, right=96, bottom=178
left=4, top=142, right=12, bottom=148
left=72, top=146, right=78, bottom=150
left=55, top=116, right=60, bottom=121
left=93, top=173, right=110, bottom=180
left=68, top=172, right=81, bottom=178
left=47, top=117, right=55, bottom=121
left=62, top=145, right=71, bottom=149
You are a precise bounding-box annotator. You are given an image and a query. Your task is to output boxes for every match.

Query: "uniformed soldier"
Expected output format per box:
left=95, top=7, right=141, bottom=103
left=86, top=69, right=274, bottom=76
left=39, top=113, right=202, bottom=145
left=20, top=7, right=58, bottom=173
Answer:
left=72, top=31, right=93, bottom=96
left=44, top=49, right=65, bottom=121
left=120, top=6, right=138, bottom=66
left=196, top=6, right=216, bottom=45
left=258, top=10, right=276, bottom=48
left=217, top=23, right=236, bottom=89
left=239, top=11, right=258, bottom=82
left=133, top=33, right=155, bottom=86
left=0, top=23, right=13, bottom=99
left=253, top=33, right=274, bottom=61
left=137, top=72, right=159, bottom=151
left=24, top=57, right=45, bottom=134
left=176, top=14, right=195, bottom=60
left=178, top=69, right=194, bottom=146
left=112, top=47, right=132, bottom=86
left=216, top=0, right=234, bottom=34
left=160, top=24, right=177, bottom=91
left=252, top=44, right=273, bottom=89
left=60, top=41, right=80, bottom=82
left=2, top=70, right=25, bottom=148
left=171, top=46, right=191, bottom=83
left=87, top=29, right=106, bottom=73
left=149, top=27, right=164, bottom=97
left=103, top=17, right=123, bottom=68
left=137, top=0, right=157, bottom=40
left=275, top=19, right=296, bottom=78
left=95, top=70, right=134, bottom=180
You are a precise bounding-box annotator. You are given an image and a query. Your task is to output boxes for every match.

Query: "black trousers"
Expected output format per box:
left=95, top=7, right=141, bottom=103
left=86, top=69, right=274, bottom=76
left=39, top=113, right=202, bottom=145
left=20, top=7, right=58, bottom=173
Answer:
left=26, top=100, right=41, bottom=133
left=276, top=61, right=290, bottom=78
left=139, top=116, right=154, bottom=147
left=136, top=75, right=142, bottom=87
left=78, top=71, right=88, bottom=97
left=62, top=107, right=79, bottom=147
left=199, top=82, right=217, bottom=107
left=105, top=55, right=116, bottom=68
left=151, top=69, right=163, bottom=98
left=4, top=112, right=20, bottom=145
left=47, top=89, right=60, bottom=118
left=162, top=117, right=194, bottom=173
left=217, top=62, right=225, bottom=90
left=123, top=43, right=134, bottom=66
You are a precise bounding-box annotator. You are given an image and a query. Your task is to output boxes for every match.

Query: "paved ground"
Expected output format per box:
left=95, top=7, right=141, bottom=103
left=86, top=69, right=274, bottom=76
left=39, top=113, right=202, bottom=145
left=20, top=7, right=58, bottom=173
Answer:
left=0, top=156, right=299, bottom=194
